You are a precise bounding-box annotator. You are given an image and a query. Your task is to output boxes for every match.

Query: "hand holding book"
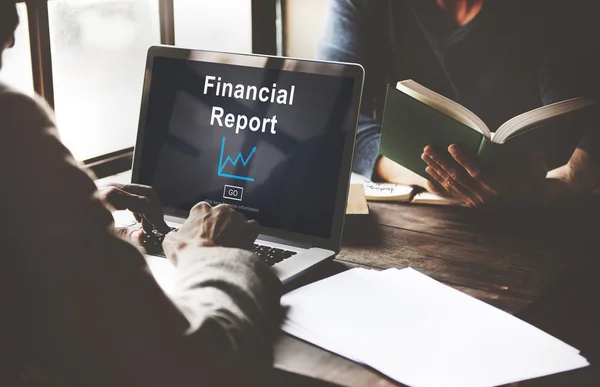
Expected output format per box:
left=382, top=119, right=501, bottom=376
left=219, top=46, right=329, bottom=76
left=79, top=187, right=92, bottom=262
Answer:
left=421, top=144, right=548, bottom=208
left=379, top=79, right=595, bottom=207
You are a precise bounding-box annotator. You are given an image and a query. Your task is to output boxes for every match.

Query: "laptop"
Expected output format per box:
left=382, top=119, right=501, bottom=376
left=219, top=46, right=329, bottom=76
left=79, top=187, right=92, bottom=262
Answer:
left=131, top=46, right=364, bottom=286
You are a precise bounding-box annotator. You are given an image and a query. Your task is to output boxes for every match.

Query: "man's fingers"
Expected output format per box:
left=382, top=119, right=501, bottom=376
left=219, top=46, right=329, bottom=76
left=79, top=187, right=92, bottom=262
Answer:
left=104, top=188, right=147, bottom=212
left=422, top=150, right=485, bottom=206
left=448, top=144, right=481, bottom=179
left=426, top=166, right=477, bottom=207
left=421, top=151, right=470, bottom=194
left=152, top=219, right=171, bottom=234
left=113, top=184, right=171, bottom=233
left=424, top=145, right=502, bottom=204
left=423, top=146, right=466, bottom=183
left=115, top=183, right=155, bottom=198
left=107, top=188, right=170, bottom=233
left=133, top=213, right=143, bottom=223
left=232, top=208, right=250, bottom=222
left=425, top=180, right=454, bottom=197
left=114, top=226, right=144, bottom=244
left=424, top=180, right=440, bottom=194
left=137, top=206, right=170, bottom=234
left=191, top=201, right=213, bottom=214
left=141, top=218, right=155, bottom=233
left=448, top=144, right=502, bottom=198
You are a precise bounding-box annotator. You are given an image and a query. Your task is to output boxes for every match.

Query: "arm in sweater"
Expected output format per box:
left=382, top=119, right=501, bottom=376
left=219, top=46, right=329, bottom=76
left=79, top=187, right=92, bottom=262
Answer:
left=0, top=84, right=282, bottom=387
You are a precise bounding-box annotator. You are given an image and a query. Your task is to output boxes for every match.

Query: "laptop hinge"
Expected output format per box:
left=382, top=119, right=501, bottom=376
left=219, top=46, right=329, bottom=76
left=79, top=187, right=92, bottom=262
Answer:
left=257, top=234, right=312, bottom=249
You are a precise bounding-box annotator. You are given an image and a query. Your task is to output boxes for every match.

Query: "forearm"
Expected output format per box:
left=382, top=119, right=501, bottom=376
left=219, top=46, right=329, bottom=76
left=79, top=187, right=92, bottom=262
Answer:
left=30, top=235, right=280, bottom=387
left=38, top=202, right=281, bottom=386
left=25, top=196, right=280, bottom=387
left=173, top=247, right=282, bottom=381
left=3, top=89, right=281, bottom=386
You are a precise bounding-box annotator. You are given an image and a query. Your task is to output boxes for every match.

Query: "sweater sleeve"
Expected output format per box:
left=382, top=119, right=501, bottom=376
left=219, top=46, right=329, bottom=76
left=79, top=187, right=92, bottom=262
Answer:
left=0, top=86, right=282, bottom=387
left=317, top=0, right=390, bottom=178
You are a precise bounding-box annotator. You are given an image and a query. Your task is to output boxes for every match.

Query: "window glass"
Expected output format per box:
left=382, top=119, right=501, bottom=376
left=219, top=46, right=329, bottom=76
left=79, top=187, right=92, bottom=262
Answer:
left=174, top=0, right=252, bottom=53
left=0, top=4, right=34, bottom=95
left=284, top=0, right=329, bottom=59
left=48, top=0, right=160, bottom=160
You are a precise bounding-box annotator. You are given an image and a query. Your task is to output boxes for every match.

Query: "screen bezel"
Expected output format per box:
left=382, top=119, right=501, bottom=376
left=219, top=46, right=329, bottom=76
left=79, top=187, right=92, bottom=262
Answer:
left=132, top=45, right=364, bottom=253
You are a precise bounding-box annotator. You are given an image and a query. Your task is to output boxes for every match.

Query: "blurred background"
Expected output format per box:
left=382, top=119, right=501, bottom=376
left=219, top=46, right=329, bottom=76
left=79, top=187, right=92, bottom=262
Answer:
left=0, top=0, right=327, bottom=171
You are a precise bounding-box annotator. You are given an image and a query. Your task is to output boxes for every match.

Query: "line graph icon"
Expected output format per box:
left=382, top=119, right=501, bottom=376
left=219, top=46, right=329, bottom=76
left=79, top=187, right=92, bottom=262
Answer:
left=218, top=136, right=256, bottom=182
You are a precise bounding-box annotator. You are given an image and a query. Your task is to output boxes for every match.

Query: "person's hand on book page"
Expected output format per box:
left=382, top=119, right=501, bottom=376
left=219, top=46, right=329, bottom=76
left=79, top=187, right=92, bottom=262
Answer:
left=421, top=144, right=548, bottom=208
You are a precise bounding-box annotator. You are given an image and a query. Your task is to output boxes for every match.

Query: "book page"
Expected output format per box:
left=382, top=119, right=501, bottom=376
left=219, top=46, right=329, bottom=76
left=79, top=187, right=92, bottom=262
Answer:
left=397, top=80, right=491, bottom=139
left=493, top=98, right=595, bottom=143
left=411, top=191, right=464, bottom=206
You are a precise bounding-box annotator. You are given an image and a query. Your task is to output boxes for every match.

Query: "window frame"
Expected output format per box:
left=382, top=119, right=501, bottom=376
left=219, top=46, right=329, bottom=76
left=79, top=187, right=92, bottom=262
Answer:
left=13, top=0, right=279, bottom=178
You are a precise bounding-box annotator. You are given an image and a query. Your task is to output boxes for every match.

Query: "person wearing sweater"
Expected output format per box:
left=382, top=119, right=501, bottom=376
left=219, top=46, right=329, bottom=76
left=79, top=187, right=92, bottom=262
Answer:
left=0, top=4, right=282, bottom=386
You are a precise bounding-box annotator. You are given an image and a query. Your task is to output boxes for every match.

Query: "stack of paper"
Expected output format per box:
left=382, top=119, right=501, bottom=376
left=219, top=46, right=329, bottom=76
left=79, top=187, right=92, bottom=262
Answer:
left=282, top=268, right=589, bottom=387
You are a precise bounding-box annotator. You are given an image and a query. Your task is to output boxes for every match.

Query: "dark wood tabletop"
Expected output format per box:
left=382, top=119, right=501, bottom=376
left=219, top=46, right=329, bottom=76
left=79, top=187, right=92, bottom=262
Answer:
left=273, top=200, right=600, bottom=387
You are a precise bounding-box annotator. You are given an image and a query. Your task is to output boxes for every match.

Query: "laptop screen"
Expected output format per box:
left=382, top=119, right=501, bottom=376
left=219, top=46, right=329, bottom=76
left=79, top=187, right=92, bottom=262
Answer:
left=136, top=54, right=357, bottom=240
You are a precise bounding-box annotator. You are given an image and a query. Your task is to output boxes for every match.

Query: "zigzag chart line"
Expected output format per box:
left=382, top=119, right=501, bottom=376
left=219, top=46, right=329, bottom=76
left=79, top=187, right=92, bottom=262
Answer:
left=218, top=136, right=256, bottom=182
left=219, top=147, right=256, bottom=173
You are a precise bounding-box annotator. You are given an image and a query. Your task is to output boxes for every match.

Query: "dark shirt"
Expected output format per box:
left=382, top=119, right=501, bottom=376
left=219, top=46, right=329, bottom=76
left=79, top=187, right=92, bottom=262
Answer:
left=0, top=83, right=282, bottom=387
left=319, top=0, right=600, bottom=178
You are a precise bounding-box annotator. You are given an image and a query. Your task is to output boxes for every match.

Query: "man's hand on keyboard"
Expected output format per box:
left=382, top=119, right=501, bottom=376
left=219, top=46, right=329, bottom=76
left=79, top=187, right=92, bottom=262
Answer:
left=163, top=202, right=259, bottom=264
left=99, top=183, right=171, bottom=237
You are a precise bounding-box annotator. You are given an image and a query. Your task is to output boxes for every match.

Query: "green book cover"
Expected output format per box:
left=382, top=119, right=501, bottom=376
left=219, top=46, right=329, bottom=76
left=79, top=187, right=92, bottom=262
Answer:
left=379, top=85, right=594, bottom=183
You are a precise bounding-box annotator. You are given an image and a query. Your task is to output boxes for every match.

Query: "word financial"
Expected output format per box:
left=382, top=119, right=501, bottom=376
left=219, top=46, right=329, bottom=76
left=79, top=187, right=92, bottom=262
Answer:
left=204, top=75, right=296, bottom=135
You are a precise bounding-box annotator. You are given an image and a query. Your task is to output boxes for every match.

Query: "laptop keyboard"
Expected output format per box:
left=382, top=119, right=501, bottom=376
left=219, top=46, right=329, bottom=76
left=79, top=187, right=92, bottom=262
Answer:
left=140, top=228, right=177, bottom=257
left=252, top=244, right=297, bottom=267
left=141, top=229, right=296, bottom=267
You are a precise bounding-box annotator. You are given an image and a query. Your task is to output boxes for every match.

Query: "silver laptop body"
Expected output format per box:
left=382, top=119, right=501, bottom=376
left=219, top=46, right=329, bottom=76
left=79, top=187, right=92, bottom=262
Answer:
left=132, top=46, right=364, bottom=285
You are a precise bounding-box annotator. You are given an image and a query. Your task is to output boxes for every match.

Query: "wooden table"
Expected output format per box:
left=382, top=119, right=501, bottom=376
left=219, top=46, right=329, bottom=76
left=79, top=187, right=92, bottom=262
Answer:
left=273, top=201, right=600, bottom=387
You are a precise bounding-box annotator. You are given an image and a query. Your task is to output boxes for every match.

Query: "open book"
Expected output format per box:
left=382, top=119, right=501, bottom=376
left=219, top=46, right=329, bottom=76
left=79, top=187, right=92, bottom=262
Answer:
left=380, top=80, right=595, bottom=183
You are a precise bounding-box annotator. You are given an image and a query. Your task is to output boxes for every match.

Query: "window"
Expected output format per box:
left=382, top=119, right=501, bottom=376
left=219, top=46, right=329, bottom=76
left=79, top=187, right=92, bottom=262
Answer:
left=0, top=3, right=34, bottom=95
left=283, top=0, right=329, bottom=59
left=48, top=0, right=160, bottom=160
left=5, top=0, right=281, bottom=178
left=174, top=0, right=252, bottom=53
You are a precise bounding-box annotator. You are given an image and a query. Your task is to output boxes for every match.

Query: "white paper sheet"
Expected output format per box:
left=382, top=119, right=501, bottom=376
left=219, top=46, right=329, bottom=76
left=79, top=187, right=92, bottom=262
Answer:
left=282, top=268, right=589, bottom=387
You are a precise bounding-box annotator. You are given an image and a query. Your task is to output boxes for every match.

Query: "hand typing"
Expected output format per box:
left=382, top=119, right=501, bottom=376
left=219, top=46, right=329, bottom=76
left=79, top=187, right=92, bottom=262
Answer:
left=163, top=202, right=259, bottom=264
left=99, top=183, right=171, bottom=243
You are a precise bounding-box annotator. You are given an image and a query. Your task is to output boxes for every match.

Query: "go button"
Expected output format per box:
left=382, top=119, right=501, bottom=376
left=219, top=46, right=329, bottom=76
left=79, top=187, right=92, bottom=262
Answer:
left=223, top=185, right=243, bottom=201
